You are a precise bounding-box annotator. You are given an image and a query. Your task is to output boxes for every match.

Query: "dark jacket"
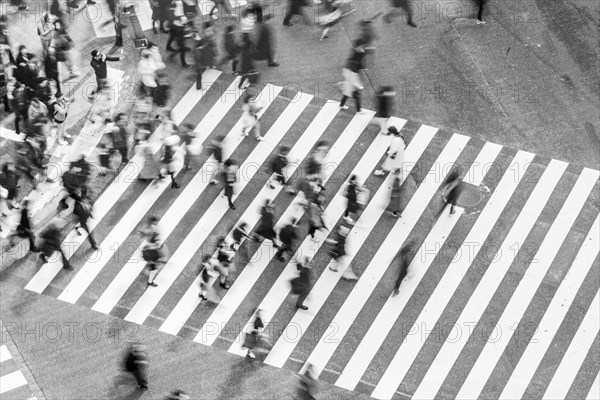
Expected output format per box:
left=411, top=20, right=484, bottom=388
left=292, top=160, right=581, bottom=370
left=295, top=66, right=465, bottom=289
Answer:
left=270, top=153, right=287, bottom=175
left=91, top=55, right=120, bottom=79
left=253, top=22, right=274, bottom=61
left=239, top=35, right=256, bottom=74
left=345, top=181, right=358, bottom=213
left=279, top=223, right=297, bottom=246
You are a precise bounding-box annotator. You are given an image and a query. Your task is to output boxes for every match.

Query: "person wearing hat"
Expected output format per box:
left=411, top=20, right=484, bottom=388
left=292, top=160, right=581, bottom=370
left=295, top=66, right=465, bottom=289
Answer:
left=374, top=126, right=406, bottom=177
left=89, top=50, right=120, bottom=98
left=160, top=135, right=183, bottom=188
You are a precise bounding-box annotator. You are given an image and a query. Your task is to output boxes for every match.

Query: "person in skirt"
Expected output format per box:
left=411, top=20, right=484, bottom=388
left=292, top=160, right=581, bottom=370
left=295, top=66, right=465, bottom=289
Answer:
left=374, top=126, right=406, bottom=177
left=160, top=135, right=184, bottom=188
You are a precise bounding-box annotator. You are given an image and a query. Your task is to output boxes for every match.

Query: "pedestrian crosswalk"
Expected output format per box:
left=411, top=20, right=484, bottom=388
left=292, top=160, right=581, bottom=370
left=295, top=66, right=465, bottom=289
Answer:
left=0, top=345, right=38, bottom=399
left=21, top=70, right=600, bottom=399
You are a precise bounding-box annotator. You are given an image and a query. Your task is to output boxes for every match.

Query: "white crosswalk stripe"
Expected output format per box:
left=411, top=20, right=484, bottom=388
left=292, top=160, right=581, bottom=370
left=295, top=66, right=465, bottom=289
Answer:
left=0, top=345, right=33, bottom=396
left=19, top=72, right=600, bottom=400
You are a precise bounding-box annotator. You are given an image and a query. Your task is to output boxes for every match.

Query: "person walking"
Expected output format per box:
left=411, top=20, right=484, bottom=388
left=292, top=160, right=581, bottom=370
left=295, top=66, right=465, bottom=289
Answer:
left=435, top=169, right=463, bottom=217
left=267, top=145, right=295, bottom=193
left=135, top=139, right=161, bottom=182
left=11, top=199, right=39, bottom=252
left=209, top=135, right=225, bottom=185
left=39, top=221, right=73, bottom=270
left=291, top=257, right=312, bottom=310
left=165, top=9, right=191, bottom=68
left=37, top=12, right=55, bottom=55
left=237, top=34, right=257, bottom=90
left=389, top=171, right=402, bottom=217
left=240, top=93, right=263, bottom=140
left=297, top=363, right=319, bottom=399
left=73, top=195, right=99, bottom=250
left=374, top=126, right=406, bottom=177
left=326, top=222, right=358, bottom=279
left=476, top=0, right=487, bottom=24
left=48, top=93, right=71, bottom=145
left=0, top=163, right=20, bottom=211
left=242, top=309, right=271, bottom=359
left=254, top=199, right=280, bottom=246
left=383, top=0, right=417, bottom=27
left=160, top=135, right=184, bottom=188
left=137, top=51, right=159, bottom=98
left=123, top=343, right=149, bottom=390
left=151, top=0, right=171, bottom=33
left=109, top=113, right=130, bottom=164
left=222, top=158, right=238, bottom=209
left=193, top=22, right=217, bottom=89
left=277, top=217, right=298, bottom=262
left=11, top=82, right=28, bottom=135
left=89, top=50, right=120, bottom=99
left=53, top=22, right=80, bottom=80
left=283, top=0, right=311, bottom=26
left=231, top=221, right=252, bottom=265
left=197, top=255, right=220, bottom=302
left=308, top=193, right=327, bottom=240
left=219, top=24, right=241, bottom=74
left=392, top=245, right=411, bottom=296
left=254, top=13, right=279, bottom=66
left=215, top=236, right=234, bottom=289
left=343, top=174, right=360, bottom=223
left=339, top=39, right=367, bottom=112
left=317, top=0, right=355, bottom=41
left=209, top=0, right=234, bottom=19
left=372, top=85, right=395, bottom=134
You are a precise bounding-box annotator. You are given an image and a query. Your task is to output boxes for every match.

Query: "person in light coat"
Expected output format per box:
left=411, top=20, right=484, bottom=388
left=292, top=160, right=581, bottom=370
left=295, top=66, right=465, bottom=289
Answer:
left=374, top=126, right=405, bottom=177
left=160, top=135, right=184, bottom=188
left=137, top=51, right=159, bottom=97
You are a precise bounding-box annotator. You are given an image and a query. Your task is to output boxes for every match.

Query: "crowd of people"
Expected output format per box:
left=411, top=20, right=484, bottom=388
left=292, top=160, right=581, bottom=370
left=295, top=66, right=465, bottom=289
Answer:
left=0, top=0, right=478, bottom=396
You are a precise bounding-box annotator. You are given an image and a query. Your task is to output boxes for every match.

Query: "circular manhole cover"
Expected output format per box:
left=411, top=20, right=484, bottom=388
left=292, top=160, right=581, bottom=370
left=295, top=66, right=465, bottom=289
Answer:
left=442, top=182, right=490, bottom=215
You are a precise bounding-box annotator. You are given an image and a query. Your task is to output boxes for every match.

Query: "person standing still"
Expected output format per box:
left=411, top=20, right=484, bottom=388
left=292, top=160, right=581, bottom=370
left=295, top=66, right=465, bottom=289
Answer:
left=89, top=50, right=120, bottom=99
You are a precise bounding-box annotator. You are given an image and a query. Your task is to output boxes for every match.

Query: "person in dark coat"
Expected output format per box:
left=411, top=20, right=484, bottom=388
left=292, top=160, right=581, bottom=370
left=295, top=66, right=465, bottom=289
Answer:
left=11, top=199, right=38, bottom=251
left=254, top=199, right=279, bottom=247
left=277, top=217, right=298, bottom=262
left=165, top=13, right=190, bottom=68
left=222, top=159, right=238, bottom=210
left=111, top=113, right=130, bottom=164
left=435, top=168, right=462, bottom=218
left=11, top=82, right=28, bottom=135
left=344, top=174, right=359, bottom=222
left=389, top=172, right=402, bottom=218
left=209, top=135, right=225, bottom=184
left=89, top=50, right=120, bottom=98
left=124, top=343, right=149, bottom=390
left=73, top=196, right=99, bottom=250
left=0, top=163, right=20, bottom=210
left=292, top=257, right=312, bottom=310
left=297, top=363, right=318, bottom=399
left=283, top=0, right=311, bottom=26
left=44, top=46, right=61, bottom=96
left=219, top=24, right=241, bottom=74
left=193, top=22, right=217, bottom=89
left=253, top=13, right=279, bottom=67
left=476, top=0, right=487, bottom=24
left=237, top=34, right=256, bottom=89
left=268, top=145, right=294, bottom=193
left=328, top=224, right=349, bottom=271
left=392, top=245, right=411, bottom=296
left=243, top=309, right=268, bottom=359
left=371, top=85, right=396, bottom=134
left=39, top=221, right=73, bottom=270
left=231, top=221, right=252, bottom=265
left=383, top=0, right=417, bottom=27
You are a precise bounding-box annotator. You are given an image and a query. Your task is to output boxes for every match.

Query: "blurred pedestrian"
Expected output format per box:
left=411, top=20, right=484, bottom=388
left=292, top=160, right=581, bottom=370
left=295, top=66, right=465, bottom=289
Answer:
left=435, top=168, right=463, bottom=217
left=389, top=171, right=402, bottom=217
left=283, top=0, right=311, bottom=26
left=209, top=0, right=234, bottom=19
left=242, top=309, right=271, bottom=359
left=160, top=135, right=184, bottom=188
left=215, top=236, right=235, bottom=289
left=308, top=193, right=327, bottom=240
left=209, top=135, right=225, bottom=184
left=11, top=82, right=28, bottom=135
left=327, top=223, right=358, bottom=279
left=10, top=198, right=38, bottom=251
left=222, top=158, right=238, bottom=209
left=219, top=24, right=241, bottom=74
left=165, top=5, right=191, bottom=68
left=291, top=257, right=312, bottom=310
left=318, top=0, right=355, bottom=41
left=297, top=363, right=318, bottom=399
left=193, top=22, right=217, bottom=89
left=73, top=195, right=99, bottom=249
left=237, top=34, right=256, bottom=90
left=254, top=199, right=280, bottom=247
left=197, top=255, right=220, bottom=302
left=392, top=244, right=411, bottom=296
left=48, top=93, right=71, bottom=145
left=122, top=343, right=148, bottom=390
left=240, top=92, right=263, bottom=140
left=231, top=221, right=252, bottom=265
left=383, top=0, right=417, bottom=27
left=39, top=221, right=73, bottom=269
left=110, top=113, right=130, bottom=164
left=371, top=85, right=395, bottom=134
left=339, top=39, right=366, bottom=112
left=305, top=140, right=328, bottom=190
left=374, top=126, right=405, bottom=177
left=37, top=12, right=56, bottom=55
left=268, top=145, right=295, bottom=193
left=138, top=51, right=159, bottom=98
left=53, top=22, right=80, bottom=79
left=254, top=13, right=279, bottom=66
left=476, top=0, right=487, bottom=24
left=343, top=174, right=359, bottom=223
left=277, top=217, right=298, bottom=262
left=150, top=0, right=171, bottom=33
left=0, top=163, right=20, bottom=210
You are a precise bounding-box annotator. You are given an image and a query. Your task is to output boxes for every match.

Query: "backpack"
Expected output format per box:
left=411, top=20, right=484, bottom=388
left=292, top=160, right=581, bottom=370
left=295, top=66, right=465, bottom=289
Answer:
left=50, top=99, right=67, bottom=123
